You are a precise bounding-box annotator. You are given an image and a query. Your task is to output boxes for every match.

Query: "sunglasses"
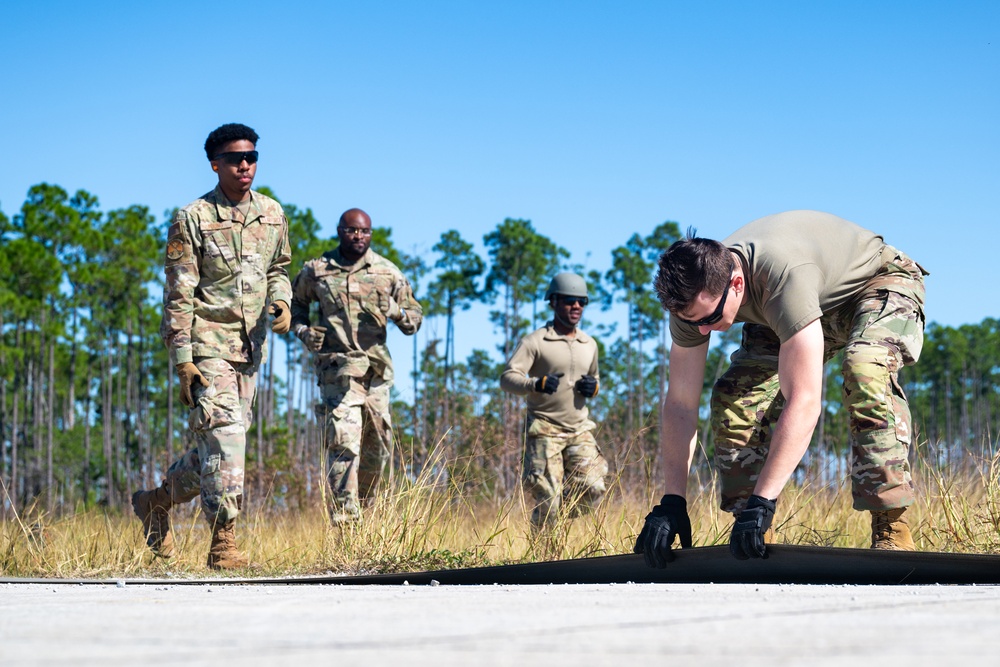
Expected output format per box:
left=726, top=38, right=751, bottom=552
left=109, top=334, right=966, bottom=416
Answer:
left=558, top=296, right=589, bottom=307
left=214, top=150, right=259, bottom=165
left=675, top=261, right=736, bottom=327
left=339, top=226, right=372, bottom=237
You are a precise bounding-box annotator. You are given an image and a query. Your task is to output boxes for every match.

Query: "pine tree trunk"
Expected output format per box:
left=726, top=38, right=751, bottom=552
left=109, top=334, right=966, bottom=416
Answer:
left=83, top=359, right=92, bottom=507
left=118, top=339, right=128, bottom=507
left=637, top=305, right=645, bottom=429
left=139, top=325, right=152, bottom=489
left=67, top=312, right=76, bottom=431
left=412, top=329, right=419, bottom=456
left=0, top=309, right=7, bottom=514
left=626, top=303, right=634, bottom=438
left=32, top=322, right=43, bottom=505
left=47, top=336, right=55, bottom=512
left=10, top=321, right=23, bottom=513
left=103, top=352, right=113, bottom=508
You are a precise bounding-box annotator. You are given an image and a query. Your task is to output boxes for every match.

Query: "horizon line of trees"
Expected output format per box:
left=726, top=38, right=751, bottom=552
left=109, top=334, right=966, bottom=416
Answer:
left=1, top=182, right=998, bottom=518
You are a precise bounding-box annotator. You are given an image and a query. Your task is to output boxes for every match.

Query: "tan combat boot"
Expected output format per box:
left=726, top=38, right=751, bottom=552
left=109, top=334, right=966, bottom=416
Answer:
left=330, top=495, right=361, bottom=526
left=131, top=486, right=174, bottom=558
left=871, top=508, right=915, bottom=551
left=207, top=520, right=249, bottom=570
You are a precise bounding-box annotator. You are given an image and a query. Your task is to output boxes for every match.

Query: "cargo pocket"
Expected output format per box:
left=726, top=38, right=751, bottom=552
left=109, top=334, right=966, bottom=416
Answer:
left=188, top=383, right=212, bottom=432
left=522, top=437, right=555, bottom=498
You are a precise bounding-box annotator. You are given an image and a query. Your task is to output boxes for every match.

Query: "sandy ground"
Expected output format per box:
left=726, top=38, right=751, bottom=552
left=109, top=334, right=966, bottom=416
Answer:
left=2, top=581, right=999, bottom=666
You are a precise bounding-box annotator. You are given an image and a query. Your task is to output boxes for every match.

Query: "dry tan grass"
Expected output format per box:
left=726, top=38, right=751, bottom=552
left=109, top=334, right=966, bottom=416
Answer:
left=3, top=448, right=999, bottom=579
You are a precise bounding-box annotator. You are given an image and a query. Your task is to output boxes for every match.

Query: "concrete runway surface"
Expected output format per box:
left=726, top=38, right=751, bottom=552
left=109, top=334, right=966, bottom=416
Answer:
left=2, top=581, right=999, bottom=666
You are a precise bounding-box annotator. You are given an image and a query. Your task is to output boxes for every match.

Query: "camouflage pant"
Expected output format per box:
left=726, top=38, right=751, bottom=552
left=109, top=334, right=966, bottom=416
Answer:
left=163, top=357, right=256, bottom=526
left=316, top=372, right=392, bottom=509
left=713, top=247, right=926, bottom=513
left=522, top=417, right=609, bottom=527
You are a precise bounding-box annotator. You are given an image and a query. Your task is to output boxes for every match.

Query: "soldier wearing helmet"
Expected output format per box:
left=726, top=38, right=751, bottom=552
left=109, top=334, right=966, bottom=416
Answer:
left=500, top=272, right=609, bottom=529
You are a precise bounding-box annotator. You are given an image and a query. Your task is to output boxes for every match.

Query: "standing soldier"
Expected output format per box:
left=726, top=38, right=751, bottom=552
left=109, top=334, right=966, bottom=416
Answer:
left=290, top=208, right=422, bottom=523
left=132, top=123, right=292, bottom=569
left=501, top=273, right=609, bottom=529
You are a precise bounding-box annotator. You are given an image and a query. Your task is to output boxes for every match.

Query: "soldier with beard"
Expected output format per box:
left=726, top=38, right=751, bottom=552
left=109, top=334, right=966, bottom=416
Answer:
left=290, top=208, right=422, bottom=523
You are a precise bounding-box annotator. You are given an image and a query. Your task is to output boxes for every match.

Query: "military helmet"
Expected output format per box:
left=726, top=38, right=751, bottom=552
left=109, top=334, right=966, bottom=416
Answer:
left=545, top=272, right=589, bottom=300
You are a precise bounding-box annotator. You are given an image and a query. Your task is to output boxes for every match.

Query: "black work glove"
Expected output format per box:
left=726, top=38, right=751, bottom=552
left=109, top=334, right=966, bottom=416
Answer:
left=534, top=372, right=564, bottom=394
left=633, top=494, right=693, bottom=568
left=574, top=374, right=599, bottom=398
left=729, top=495, right=776, bottom=560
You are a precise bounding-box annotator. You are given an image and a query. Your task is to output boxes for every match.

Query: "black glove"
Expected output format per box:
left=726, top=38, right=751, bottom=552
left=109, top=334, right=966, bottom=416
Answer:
left=633, top=494, right=692, bottom=568
left=534, top=372, right=564, bottom=394
left=574, top=374, right=599, bottom=398
left=729, top=495, right=776, bottom=560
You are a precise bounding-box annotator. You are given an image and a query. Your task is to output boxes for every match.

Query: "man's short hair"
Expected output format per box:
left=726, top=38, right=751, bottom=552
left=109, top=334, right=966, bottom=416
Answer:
left=653, top=228, right=732, bottom=314
left=204, top=123, right=259, bottom=160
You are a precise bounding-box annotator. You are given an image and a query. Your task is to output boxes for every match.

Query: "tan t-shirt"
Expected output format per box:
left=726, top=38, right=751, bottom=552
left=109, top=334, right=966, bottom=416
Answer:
left=500, top=323, right=599, bottom=431
left=670, top=210, right=885, bottom=347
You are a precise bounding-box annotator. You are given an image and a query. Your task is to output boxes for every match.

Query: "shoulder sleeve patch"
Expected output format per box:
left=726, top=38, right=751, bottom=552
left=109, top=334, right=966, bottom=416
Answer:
left=166, top=237, right=186, bottom=261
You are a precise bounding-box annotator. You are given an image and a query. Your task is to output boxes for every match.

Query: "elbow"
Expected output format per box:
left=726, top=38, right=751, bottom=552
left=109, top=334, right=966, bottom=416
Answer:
left=787, top=391, right=823, bottom=423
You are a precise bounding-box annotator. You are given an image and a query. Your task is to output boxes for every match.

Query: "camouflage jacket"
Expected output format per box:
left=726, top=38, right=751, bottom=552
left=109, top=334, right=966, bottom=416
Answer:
left=160, top=186, right=292, bottom=368
left=291, top=247, right=422, bottom=383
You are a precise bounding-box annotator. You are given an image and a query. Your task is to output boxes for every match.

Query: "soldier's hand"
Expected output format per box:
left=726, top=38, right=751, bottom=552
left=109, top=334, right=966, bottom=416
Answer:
left=269, top=300, right=291, bottom=334
left=296, top=325, right=326, bottom=352
left=634, top=494, right=693, bottom=568
left=176, top=362, right=208, bottom=408
left=534, top=372, right=564, bottom=394
left=575, top=374, right=599, bottom=398
left=729, top=495, right=776, bottom=560
left=382, top=293, right=402, bottom=323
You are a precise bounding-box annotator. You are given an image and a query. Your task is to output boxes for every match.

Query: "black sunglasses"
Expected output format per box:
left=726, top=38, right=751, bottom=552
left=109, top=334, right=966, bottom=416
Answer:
left=214, top=150, right=259, bottom=165
left=675, top=261, right=736, bottom=327
left=558, top=296, right=589, bottom=307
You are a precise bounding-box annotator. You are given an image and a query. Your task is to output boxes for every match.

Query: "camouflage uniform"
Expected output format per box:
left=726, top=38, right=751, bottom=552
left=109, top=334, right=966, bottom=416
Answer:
left=711, top=246, right=927, bottom=513
left=501, top=324, right=608, bottom=527
left=290, top=247, right=422, bottom=516
left=159, top=186, right=292, bottom=525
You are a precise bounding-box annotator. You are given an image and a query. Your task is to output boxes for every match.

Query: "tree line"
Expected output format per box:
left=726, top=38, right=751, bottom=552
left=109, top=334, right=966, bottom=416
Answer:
left=1, top=182, right=997, bottom=517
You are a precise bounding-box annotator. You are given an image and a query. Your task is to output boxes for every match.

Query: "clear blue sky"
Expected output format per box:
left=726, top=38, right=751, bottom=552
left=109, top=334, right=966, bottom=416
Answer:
left=2, top=1, right=998, bottom=401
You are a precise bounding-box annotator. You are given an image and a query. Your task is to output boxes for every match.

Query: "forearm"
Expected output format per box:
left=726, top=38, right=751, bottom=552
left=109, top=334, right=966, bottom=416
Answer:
left=500, top=340, right=538, bottom=396
left=266, top=225, right=293, bottom=306
left=659, top=341, right=708, bottom=498
left=755, top=318, right=825, bottom=499
left=660, top=399, right=699, bottom=497
left=290, top=297, right=312, bottom=330
left=394, top=305, right=422, bottom=335
left=392, top=282, right=423, bottom=335
left=500, top=369, right=535, bottom=396
left=753, top=396, right=820, bottom=499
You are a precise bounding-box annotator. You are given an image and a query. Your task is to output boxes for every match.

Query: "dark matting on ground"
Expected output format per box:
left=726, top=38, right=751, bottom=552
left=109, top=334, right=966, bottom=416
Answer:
left=4, top=545, right=1000, bottom=586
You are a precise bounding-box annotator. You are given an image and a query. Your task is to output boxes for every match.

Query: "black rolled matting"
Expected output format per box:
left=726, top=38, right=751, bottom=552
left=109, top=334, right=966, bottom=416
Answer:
left=283, top=545, right=1000, bottom=586
left=3, top=545, right=1000, bottom=586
